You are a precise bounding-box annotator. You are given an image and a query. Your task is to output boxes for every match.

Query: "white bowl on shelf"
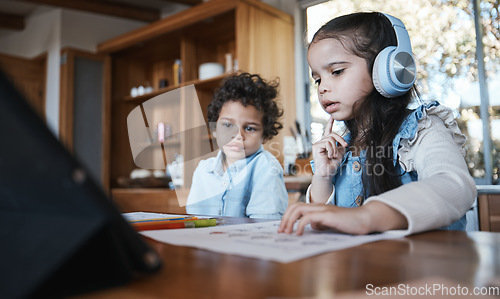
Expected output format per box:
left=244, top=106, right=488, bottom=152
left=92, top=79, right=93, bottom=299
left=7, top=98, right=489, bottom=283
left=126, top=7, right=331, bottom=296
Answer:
left=199, top=62, right=224, bottom=80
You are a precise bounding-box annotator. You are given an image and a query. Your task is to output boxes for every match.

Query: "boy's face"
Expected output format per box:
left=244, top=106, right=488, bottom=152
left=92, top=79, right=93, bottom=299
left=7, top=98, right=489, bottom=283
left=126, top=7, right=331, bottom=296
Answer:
left=214, top=101, right=265, bottom=165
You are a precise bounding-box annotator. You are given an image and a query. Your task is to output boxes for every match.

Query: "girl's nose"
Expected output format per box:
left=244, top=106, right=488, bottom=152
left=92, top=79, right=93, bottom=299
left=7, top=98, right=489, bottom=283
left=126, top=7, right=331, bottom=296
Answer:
left=319, top=81, right=330, bottom=94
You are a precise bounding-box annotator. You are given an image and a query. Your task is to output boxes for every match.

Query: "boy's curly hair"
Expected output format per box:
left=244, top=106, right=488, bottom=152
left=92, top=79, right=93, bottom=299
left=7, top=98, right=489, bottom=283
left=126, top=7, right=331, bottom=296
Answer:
left=208, top=72, right=283, bottom=141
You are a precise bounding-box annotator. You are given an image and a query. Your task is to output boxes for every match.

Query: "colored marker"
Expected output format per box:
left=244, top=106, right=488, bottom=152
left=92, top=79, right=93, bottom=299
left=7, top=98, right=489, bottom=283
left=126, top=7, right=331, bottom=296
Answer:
left=130, top=216, right=198, bottom=224
left=134, top=218, right=224, bottom=231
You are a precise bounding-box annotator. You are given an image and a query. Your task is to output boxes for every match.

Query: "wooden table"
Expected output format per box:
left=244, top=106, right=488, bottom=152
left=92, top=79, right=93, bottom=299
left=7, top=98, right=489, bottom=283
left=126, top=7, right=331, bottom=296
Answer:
left=77, top=217, right=500, bottom=298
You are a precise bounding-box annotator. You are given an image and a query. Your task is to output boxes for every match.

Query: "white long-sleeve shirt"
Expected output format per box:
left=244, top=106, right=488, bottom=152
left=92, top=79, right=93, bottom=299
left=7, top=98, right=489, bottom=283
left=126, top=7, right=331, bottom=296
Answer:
left=307, top=104, right=477, bottom=234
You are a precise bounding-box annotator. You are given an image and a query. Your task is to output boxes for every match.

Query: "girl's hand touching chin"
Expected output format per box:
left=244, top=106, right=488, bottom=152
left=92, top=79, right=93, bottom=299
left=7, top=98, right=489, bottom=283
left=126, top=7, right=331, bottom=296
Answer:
left=312, top=115, right=348, bottom=178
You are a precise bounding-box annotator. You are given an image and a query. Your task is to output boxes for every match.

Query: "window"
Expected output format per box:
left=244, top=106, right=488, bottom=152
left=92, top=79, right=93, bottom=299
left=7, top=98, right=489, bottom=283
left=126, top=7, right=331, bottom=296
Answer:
left=302, top=0, right=499, bottom=184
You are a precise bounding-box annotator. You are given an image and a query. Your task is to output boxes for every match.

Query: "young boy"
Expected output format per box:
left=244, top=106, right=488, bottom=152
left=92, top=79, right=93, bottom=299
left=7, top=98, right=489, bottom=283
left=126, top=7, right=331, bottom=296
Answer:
left=186, top=73, right=288, bottom=219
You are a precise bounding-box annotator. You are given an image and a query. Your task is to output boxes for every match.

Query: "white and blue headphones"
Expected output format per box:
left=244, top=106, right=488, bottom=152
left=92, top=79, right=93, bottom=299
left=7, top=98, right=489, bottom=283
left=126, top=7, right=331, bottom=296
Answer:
left=372, top=13, right=417, bottom=98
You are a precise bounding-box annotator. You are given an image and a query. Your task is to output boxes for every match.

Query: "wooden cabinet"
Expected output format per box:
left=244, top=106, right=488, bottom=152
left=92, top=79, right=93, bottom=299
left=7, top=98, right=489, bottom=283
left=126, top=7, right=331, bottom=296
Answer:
left=478, top=193, right=500, bottom=232
left=0, top=53, right=46, bottom=120
left=98, top=0, right=295, bottom=213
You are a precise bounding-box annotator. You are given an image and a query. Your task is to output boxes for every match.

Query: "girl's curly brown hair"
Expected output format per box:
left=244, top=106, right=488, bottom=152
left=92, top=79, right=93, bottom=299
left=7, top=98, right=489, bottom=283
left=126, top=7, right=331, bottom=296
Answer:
left=208, top=72, right=283, bottom=141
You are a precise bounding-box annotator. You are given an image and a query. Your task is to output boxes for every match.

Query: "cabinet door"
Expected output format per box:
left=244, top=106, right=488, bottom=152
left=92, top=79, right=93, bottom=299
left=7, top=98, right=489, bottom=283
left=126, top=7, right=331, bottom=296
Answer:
left=0, top=53, right=46, bottom=120
left=236, top=1, right=296, bottom=163
left=60, top=48, right=111, bottom=190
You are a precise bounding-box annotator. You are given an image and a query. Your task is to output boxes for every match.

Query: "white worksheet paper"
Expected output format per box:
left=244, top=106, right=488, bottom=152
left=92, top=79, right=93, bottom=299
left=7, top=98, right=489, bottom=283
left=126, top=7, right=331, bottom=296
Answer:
left=140, top=220, right=407, bottom=263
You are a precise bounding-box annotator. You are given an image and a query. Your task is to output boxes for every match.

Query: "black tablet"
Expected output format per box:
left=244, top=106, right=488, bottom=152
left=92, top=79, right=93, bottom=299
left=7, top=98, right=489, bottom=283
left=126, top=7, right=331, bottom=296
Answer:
left=0, top=70, right=161, bottom=298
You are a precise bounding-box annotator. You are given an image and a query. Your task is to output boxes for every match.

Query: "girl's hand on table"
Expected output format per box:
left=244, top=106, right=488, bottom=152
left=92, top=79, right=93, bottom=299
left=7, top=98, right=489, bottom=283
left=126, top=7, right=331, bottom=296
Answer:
left=278, top=201, right=408, bottom=235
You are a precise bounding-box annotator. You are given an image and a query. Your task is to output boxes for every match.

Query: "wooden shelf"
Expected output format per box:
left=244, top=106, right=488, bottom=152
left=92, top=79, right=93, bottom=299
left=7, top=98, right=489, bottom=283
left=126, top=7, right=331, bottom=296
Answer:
left=122, top=74, right=227, bottom=103
left=98, top=0, right=239, bottom=54
left=163, top=139, right=181, bottom=146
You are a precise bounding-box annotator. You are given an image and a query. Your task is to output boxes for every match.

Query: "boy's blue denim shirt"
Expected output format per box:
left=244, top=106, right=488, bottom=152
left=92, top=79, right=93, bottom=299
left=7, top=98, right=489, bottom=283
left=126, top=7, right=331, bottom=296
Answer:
left=311, top=102, right=466, bottom=231
left=186, top=146, right=288, bottom=219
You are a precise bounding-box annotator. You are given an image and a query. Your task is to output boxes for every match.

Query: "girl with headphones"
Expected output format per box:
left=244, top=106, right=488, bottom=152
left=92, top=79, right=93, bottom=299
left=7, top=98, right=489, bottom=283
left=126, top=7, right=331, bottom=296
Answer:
left=278, top=12, right=476, bottom=235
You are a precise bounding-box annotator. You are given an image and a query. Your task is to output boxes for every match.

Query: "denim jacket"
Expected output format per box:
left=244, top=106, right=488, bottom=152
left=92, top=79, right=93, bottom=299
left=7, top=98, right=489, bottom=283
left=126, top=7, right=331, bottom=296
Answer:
left=313, top=102, right=467, bottom=230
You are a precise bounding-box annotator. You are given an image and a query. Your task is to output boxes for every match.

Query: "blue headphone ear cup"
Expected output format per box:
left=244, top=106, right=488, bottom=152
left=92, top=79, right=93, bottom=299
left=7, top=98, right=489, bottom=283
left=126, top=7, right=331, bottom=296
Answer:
left=373, top=13, right=417, bottom=98
left=372, top=46, right=395, bottom=98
